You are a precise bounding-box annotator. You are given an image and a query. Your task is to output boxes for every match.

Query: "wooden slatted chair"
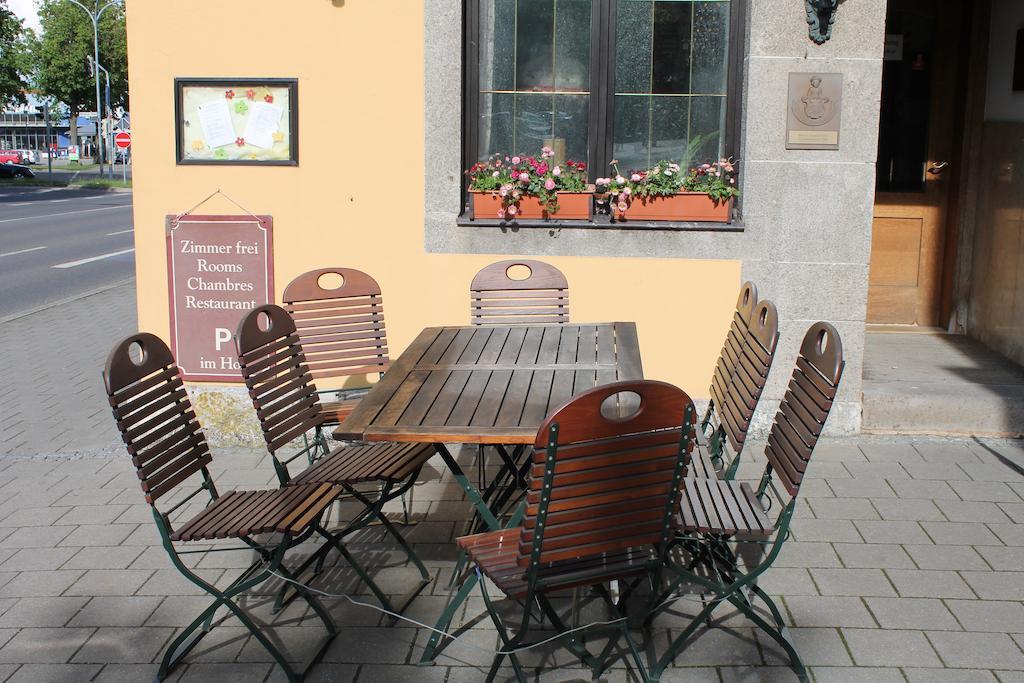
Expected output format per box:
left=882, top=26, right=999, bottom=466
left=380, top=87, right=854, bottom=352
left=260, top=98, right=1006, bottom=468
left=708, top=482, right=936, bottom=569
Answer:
left=235, top=304, right=434, bottom=614
left=282, top=267, right=391, bottom=445
left=470, top=259, right=569, bottom=326
left=103, top=333, right=339, bottom=682
left=701, top=297, right=780, bottom=479
left=456, top=380, right=696, bottom=682
left=648, top=322, right=844, bottom=683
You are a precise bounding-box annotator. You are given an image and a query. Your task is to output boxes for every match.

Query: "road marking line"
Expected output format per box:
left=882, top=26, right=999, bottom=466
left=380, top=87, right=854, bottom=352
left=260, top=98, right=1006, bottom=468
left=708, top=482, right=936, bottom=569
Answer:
left=106, top=229, right=133, bottom=235
left=52, top=248, right=135, bottom=269
left=0, top=246, right=46, bottom=258
left=0, top=205, right=130, bottom=223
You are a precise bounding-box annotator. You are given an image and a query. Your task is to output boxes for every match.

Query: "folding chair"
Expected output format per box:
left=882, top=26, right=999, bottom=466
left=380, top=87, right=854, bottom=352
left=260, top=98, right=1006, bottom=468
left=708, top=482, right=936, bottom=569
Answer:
left=648, top=322, right=844, bottom=683
left=282, top=267, right=392, bottom=450
left=700, top=296, right=780, bottom=480
left=235, top=304, right=434, bottom=614
left=470, top=259, right=569, bottom=325
left=456, top=380, right=696, bottom=682
left=102, top=333, right=340, bottom=682
left=468, top=258, right=571, bottom=512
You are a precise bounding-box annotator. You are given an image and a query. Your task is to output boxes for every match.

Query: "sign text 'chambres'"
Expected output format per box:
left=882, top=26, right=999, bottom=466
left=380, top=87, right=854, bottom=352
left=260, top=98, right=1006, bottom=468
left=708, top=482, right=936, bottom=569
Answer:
left=165, top=214, right=274, bottom=381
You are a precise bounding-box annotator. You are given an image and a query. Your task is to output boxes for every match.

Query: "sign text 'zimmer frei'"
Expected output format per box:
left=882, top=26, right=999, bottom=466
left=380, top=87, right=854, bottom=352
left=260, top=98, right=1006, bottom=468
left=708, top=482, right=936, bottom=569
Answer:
left=165, top=214, right=274, bottom=381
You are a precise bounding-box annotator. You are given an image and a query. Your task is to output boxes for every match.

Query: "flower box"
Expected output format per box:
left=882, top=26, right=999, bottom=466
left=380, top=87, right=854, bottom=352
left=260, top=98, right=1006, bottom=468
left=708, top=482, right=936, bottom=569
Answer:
left=471, top=189, right=593, bottom=221
left=611, top=192, right=732, bottom=223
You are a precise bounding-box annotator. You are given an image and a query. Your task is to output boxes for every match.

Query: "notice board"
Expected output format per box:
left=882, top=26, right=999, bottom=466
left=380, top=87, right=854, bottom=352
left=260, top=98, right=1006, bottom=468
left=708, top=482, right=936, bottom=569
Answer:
left=165, top=214, right=274, bottom=381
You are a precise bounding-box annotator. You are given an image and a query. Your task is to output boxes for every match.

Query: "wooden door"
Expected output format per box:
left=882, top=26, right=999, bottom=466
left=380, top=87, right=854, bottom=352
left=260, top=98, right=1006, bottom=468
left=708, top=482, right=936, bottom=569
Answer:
left=868, top=0, right=962, bottom=326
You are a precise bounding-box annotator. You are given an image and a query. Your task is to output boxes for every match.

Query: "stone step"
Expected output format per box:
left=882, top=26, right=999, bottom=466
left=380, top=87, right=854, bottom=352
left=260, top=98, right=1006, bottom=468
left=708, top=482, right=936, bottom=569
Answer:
left=862, top=332, right=1024, bottom=437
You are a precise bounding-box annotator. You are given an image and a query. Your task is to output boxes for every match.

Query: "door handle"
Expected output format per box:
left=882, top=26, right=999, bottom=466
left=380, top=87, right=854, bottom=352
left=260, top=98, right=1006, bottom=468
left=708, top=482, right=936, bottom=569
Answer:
left=927, top=161, right=949, bottom=175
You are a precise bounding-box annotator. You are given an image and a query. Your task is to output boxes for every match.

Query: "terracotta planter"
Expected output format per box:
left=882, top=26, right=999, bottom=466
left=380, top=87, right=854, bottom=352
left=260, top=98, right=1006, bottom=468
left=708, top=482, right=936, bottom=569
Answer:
left=471, top=190, right=593, bottom=221
left=611, top=192, right=732, bottom=223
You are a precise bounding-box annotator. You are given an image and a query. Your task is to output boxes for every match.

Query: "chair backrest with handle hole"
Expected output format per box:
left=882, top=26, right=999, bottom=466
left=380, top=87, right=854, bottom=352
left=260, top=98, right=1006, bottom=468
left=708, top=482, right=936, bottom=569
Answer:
left=235, top=304, right=323, bottom=455
left=103, top=333, right=213, bottom=507
left=518, top=380, right=696, bottom=569
left=764, top=322, right=844, bottom=499
left=470, top=259, right=569, bottom=325
left=281, top=267, right=390, bottom=382
left=707, top=281, right=757, bottom=428
left=716, top=299, right=780, bottom=454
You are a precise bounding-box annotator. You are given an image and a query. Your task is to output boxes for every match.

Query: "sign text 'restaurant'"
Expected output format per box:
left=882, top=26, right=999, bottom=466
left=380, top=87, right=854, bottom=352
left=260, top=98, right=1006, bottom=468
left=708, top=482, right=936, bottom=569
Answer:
left=165, top=215, right=274, bottom=381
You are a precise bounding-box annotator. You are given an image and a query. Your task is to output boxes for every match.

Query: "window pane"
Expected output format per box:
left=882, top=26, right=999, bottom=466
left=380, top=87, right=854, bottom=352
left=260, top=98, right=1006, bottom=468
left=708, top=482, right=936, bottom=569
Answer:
left=651, top=2, right=692, bottom=94
left=613, top=95, right=651, bottom=170
left=479, top=0, right=516, bottom=91
left=615, top=1, right=653, bottom=94
left=478, top=92, right=514, bottom=159
left=613, top=0, right=730, bottom=170
left=477, top=0, right=592, bottom=163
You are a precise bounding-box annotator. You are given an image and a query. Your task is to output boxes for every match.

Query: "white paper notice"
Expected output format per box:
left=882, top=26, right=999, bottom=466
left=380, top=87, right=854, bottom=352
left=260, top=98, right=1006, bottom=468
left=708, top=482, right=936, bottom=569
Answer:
left=196, top=99, right=236, bottom=148
left=243, top=101, right=284, bottom=149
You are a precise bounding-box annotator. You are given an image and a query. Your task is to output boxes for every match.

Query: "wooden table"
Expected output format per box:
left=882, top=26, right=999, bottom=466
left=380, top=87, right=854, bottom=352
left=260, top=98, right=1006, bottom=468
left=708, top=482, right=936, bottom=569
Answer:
left=333, top=322, right=643, bottom=662
left=334, top=322, right=643, bottom=445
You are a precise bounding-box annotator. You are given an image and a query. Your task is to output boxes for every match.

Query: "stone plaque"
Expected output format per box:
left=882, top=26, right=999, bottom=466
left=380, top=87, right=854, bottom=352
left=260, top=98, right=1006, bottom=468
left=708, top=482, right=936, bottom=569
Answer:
left=165, top=214, right=274, bottom=381
left=786, top=72, right=842, bottom=150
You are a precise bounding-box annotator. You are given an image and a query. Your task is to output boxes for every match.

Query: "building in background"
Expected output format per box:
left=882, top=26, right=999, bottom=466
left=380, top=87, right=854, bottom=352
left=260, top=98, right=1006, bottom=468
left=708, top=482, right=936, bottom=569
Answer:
left=121, top=0, right=1023, bottom=442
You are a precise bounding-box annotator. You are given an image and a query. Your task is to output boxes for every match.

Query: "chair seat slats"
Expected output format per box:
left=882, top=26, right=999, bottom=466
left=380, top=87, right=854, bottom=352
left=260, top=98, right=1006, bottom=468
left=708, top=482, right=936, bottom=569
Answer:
left=289, top=442, right=434, bottom=485
left=679, top=479, right=770, bottom=536
left=169, top=483, right=341, bottom=541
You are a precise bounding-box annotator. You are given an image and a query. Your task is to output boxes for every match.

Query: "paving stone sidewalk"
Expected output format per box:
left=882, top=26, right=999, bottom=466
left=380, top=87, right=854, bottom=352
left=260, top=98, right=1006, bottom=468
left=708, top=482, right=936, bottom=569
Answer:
left=0, top=282, right=137, bottom=457
left=0, top=436, right=1019, bottom=681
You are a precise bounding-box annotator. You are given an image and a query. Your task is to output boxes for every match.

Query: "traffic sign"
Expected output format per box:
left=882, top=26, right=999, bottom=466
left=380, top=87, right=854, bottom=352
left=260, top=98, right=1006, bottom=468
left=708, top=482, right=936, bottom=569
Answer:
left=114, top=132, right=131, bottom=149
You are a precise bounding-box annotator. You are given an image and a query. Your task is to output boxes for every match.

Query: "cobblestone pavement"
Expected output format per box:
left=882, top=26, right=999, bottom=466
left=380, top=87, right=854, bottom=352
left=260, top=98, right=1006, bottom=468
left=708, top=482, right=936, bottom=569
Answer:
left=0, top=436, right=1019, bottom=681
left=0, top=282, right=137, bottom=457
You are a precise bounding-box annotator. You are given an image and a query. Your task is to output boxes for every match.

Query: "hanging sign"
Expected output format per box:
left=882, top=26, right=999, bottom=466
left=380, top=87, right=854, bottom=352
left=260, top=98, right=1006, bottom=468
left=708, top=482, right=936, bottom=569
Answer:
left=165, top=214, right=274, bottom=381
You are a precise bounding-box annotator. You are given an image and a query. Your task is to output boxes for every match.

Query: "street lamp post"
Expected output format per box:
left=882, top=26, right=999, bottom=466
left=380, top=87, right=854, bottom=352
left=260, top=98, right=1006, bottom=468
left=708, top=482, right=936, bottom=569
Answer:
left=88, top=56, right=113, bottom=178
left=67, top=0, right=120, bottom=180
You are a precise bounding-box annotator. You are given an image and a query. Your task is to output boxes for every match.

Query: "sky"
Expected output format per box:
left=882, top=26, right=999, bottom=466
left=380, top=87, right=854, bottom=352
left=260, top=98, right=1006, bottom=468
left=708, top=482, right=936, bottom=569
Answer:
left=8, top=0, right=41, bottom=32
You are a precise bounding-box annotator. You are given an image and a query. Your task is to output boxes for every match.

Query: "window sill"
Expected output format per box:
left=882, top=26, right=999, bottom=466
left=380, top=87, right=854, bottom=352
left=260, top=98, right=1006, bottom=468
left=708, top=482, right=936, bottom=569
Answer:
left=456, top=213, right=745, bottom=232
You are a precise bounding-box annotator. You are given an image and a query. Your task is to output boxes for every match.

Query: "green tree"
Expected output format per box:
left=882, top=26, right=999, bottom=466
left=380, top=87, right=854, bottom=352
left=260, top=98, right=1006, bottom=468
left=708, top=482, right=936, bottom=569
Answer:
left=34, top=0, right=127, bottom=147
left=0, top=0, right=28, bottom=106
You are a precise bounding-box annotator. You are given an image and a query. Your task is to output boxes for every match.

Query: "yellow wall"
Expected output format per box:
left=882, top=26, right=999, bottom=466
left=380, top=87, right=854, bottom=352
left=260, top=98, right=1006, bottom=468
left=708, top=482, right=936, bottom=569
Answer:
left=125, top=0, right=740, bottom=400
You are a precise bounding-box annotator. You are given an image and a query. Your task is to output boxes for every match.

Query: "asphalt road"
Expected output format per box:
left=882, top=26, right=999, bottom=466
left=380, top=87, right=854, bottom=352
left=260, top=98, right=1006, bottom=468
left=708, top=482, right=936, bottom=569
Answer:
left=0, top=187, right=135, bottom=318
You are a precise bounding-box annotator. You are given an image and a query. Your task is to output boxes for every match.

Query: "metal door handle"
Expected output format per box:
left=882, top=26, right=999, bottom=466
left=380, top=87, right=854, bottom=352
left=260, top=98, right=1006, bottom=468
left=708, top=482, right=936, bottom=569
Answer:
left=927, top=161, right=949, bottom=175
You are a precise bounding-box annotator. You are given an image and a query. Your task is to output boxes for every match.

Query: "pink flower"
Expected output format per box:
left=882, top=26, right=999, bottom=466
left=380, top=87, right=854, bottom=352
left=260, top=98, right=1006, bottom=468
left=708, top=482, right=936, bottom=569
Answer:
left=519, top=172, right=530, bottom=182
left=492, top=171, right=500, bottom=178
left=541, top=146, right=553, bottom=158
left=729, top=178, right=735, bottom=184
left=544, top=178, right=556, bottom=190
left=617, top=202, right=628, bottom=212
left=508, top=205, right=518, bottom=215
left=664, top=170, right=673, bottom=176
left=621, top=187, right=631, bottom=196
left=511, top=156, right=521, bottom=164
left=497, top=209, right=506, bottom=219
left=553, top=166, right=562, bottom=176
left=615, top=175, right=625, bottom=184
left=596, top=177, right=610, bottom=186
left=631, top=173, right=641, bottom=182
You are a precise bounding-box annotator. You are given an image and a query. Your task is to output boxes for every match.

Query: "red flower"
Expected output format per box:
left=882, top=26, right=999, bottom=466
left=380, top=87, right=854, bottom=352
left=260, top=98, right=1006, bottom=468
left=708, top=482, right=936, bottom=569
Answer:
left=224, top=89, right=235, bottom=99
left=264, top=94, right=274, bottom=103
left=246, top=89, right=256, bottom=100
left=235, top=137, right=245, bottom=146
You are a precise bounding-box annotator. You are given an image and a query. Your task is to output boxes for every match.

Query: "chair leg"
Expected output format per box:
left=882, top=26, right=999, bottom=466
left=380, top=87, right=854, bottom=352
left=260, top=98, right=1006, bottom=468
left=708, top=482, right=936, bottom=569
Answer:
left=478, top=573, right=528, bottom=683
left=745, top=585, right=809, bottom=682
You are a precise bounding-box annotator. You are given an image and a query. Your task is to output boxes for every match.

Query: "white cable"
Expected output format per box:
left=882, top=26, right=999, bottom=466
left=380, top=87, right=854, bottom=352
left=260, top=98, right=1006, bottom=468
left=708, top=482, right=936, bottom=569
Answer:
left=266, top=567, right=628, bottom=655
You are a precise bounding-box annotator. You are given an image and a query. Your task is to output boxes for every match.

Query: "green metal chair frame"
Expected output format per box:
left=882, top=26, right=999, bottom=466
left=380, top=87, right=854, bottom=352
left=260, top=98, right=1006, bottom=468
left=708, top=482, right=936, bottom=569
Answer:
left=235, top=304, right=433, bottom=615
left=648, top=322, right=844, bottom=683
left=102, top=333, right=341, bottom=682
left=703, top=296, right=780, bottom=479
left=456, top=380, right=696, bottom=682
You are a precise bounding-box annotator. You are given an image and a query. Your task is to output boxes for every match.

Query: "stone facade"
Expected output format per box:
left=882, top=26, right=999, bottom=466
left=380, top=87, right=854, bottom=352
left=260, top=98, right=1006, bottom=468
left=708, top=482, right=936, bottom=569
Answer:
left=423, top=0, right=886, bottom=434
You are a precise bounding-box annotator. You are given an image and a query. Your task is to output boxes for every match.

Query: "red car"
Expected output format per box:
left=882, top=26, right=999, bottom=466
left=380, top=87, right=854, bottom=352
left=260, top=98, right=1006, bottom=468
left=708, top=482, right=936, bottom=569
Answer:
left=0, top=150, right=23, bottom=164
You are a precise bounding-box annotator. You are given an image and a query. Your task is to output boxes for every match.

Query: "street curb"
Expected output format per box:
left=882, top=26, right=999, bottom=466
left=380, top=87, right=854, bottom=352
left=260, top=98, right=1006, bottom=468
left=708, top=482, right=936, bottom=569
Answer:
left=0, top=277, right=136, bottom=325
